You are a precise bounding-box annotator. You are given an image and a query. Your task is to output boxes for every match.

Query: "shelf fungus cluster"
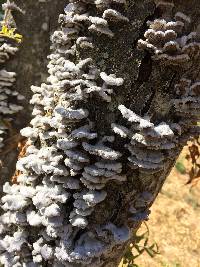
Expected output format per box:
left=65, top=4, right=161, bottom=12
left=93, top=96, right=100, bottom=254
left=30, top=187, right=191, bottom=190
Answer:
left=128, top=191, right=153, bottom=225
left=136, top=2, right=200, bottom=138
left=0, top=35, right=24, bottom=151
left=0, top=1, right=132, bottom=266
left=138, top=8, right=200, bottom=66
left=112, top=105, right=178, bottom=174
left=173, top=78, right=200, bottom=136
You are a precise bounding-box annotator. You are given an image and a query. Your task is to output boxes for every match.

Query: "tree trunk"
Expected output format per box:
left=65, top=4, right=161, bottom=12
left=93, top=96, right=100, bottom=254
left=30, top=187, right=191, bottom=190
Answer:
left=0, top=0, right=200, bottom=266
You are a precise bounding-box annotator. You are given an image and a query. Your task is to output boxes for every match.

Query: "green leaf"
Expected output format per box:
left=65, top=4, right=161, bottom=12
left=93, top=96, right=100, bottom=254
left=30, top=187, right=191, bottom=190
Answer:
left=175, top=162, right=186, bottom=174
left=145, top=247, right=156, bottom=257
left=124, top=249, right=133, bottom=260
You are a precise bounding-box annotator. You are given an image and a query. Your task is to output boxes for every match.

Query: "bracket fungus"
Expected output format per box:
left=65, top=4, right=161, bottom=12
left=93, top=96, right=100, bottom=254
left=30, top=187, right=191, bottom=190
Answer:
left=0, top=1, right=132, bottom=266
left=0, top=32, right=24, bottom=151
left=113, top=105, right=178, bottom=174
left=138, top=9, right=200, bottom=67
left=172, top=78, right=200, bottom=138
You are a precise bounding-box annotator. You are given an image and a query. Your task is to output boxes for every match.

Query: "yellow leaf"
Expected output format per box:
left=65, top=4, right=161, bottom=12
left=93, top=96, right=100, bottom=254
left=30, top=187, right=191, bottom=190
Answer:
left=0, top=25, right=23, bottom=43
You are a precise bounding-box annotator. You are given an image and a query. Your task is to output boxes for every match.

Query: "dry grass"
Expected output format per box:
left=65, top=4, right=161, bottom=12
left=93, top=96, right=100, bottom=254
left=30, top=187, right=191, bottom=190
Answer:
left=121, top=146, right=200, bottom=267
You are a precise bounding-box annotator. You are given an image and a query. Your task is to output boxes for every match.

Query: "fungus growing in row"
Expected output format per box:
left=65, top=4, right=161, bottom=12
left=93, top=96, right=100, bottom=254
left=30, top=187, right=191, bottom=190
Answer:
left=172, top=78, right=200, bottom=137
left=0, top=1, right=131, bottom=266
left=138, top=11, right=200, bottom=66
left=112, top=105, right=177, bottom=174
left=0, top=6, right=24, bottom=151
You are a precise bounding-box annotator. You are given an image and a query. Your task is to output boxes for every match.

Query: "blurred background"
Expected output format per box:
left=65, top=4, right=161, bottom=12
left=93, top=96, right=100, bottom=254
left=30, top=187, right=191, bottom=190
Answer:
left=0, top=1, right=4, bottom=21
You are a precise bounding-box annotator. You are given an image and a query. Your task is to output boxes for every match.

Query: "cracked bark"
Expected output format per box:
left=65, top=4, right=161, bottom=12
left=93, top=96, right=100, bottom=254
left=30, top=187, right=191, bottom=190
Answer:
left=1, top=0, right=200, bottom=266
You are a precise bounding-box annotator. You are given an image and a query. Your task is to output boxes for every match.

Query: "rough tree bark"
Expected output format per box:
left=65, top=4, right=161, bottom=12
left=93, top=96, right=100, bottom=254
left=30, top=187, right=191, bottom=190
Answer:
left=0, top=0, right=200, bottom=267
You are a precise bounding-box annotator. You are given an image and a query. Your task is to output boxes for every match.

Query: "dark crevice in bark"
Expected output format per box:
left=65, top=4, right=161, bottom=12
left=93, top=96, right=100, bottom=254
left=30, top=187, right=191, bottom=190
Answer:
left=141, top=87, right=156, bottom=115
left=137, top=52, right=153, bottom=83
